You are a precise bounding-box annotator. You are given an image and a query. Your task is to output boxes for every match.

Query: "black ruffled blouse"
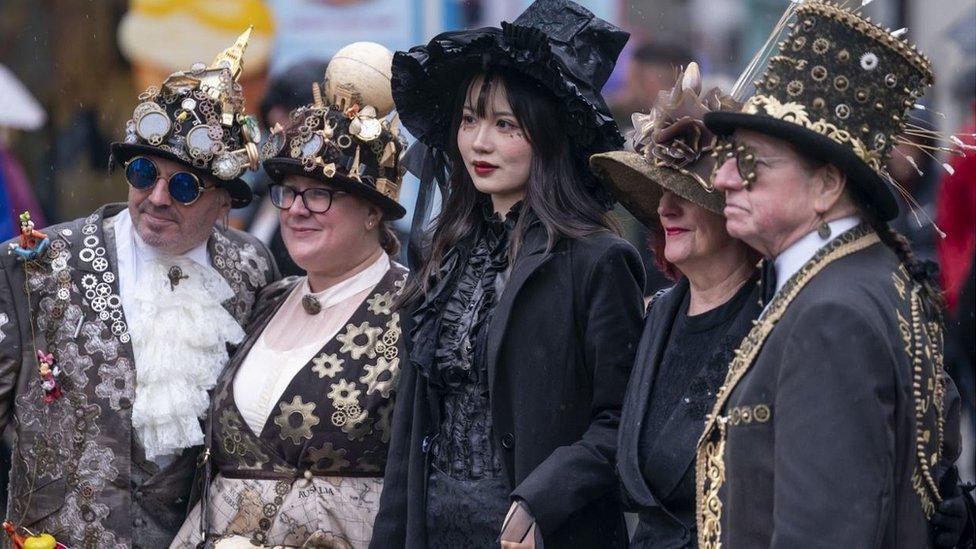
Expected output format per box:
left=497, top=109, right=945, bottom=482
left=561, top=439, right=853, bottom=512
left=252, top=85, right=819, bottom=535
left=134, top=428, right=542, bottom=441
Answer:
left=410, top=201, right=521, bottom=545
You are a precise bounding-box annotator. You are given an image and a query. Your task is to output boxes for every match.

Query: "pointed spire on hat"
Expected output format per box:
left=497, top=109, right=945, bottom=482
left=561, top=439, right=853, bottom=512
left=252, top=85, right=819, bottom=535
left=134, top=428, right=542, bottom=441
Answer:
left=211, top=26, right=253, bottom=81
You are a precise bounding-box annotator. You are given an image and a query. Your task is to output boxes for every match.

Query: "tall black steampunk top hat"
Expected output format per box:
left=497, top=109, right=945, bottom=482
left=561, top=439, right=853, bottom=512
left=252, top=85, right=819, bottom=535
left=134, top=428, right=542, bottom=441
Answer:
left=704, top=1, right=934, bottom=221
left=263, top=42, right=407, bottom=220
left=391, top=0, right=629, bottom=159
left=590, top=63, right=741, bottom=227
left=110, top=28, right=261, bottom=208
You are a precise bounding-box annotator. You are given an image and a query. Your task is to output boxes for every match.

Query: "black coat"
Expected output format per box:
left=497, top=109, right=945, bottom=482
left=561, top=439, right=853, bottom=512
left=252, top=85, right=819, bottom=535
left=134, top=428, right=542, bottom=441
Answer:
left=371, top=224, right=645, bottom=548
left=696, top=228, right=963, bottom=548
left=617, top=277, right=759, bottom=548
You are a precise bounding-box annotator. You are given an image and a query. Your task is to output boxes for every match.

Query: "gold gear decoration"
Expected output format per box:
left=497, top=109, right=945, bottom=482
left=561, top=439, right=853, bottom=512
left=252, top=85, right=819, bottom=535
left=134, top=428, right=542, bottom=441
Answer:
left=307, top=442, right=351, bottom=473
left=273, top=395, right=321, bottom=445
left=327, top=379, right=362, bottom=408
left=311, top=353, right=344, bottom=379
left=366, top=291, right=395, bottom=316
left=336, top=321, right=383, bottom=360
left=359, top=356, right=400, bottom=399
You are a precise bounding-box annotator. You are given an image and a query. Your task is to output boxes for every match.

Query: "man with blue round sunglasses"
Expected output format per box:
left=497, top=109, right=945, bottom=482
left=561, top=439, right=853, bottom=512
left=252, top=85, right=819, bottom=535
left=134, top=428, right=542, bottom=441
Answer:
left=0, top=29, right=279, bottom=548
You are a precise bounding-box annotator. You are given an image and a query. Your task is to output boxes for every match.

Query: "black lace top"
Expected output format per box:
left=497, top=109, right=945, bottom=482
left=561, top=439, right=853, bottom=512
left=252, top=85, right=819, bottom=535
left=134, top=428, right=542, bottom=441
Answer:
left=429, top=203, right=514, bottom=477
left=412, top=202, right=521, bottom=545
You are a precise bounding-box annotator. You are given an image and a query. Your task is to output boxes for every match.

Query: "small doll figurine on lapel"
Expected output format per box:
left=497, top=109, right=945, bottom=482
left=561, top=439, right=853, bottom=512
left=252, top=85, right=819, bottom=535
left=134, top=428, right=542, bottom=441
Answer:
left=7, top=212, right=50, bottom=262
left=36, top=350, right=62, bottom=404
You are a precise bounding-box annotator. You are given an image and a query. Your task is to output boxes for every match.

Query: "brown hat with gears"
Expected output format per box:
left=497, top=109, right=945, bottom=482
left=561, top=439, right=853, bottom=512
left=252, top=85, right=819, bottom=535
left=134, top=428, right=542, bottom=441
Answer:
left=704, top=1, right=934, bottom=221
left=590, top=63, right=740, bottom=227
left=110, top=27, right=264, bottom=209
left=262, top=42, right=407, bottom=220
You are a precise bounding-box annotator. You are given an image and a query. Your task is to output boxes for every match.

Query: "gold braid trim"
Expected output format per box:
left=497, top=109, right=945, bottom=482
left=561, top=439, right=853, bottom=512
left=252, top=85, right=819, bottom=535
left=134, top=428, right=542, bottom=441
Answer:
left=695, top=225, right=880, bottom=549
left=742, top=95, right=883, bottom=173
left=910, top=287, right=946, bottom=517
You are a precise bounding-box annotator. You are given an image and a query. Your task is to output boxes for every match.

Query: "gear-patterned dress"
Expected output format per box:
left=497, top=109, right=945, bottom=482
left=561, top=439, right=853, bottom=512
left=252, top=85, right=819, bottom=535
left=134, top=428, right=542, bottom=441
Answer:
left=171, top=263, right=408, bottom=548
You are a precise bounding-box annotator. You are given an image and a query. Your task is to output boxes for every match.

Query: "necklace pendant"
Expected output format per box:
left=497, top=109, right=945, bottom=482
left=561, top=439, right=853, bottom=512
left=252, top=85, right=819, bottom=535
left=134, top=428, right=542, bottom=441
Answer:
left=302, top=294, right=322, bottom=315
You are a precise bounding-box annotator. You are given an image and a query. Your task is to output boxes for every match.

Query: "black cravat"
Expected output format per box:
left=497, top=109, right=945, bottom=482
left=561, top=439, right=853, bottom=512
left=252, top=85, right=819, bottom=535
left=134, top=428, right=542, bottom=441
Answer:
left=760, top=259, right=778, bottom=306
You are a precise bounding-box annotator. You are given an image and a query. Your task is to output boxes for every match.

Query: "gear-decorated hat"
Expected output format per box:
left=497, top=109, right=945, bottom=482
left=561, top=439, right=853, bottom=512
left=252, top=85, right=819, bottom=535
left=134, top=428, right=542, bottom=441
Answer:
left=704, top=1, right=934, bottom=221
left=391, top=0, right=629, bottom=159
left=262, top=42, right=407, bottom=221
left=110, top=27, right=262, bottom=209
left=591, top=63, right=741, bottom=226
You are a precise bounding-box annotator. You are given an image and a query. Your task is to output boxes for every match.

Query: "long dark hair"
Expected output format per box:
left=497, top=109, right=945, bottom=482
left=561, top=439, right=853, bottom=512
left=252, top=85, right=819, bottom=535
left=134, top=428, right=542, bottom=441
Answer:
left=400, top=68, right=618, bottom=305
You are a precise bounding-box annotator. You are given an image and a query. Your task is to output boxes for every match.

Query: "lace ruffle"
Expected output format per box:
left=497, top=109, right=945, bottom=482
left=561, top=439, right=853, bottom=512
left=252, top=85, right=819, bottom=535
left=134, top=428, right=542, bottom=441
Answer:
left=128, top=258, right=245, bottom=461
left=410, top=202, right=517, bottom=391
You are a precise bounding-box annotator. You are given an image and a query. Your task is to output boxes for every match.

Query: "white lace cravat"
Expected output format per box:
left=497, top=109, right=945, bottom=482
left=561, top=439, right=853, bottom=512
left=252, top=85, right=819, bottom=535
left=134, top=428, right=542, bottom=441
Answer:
left=128, top=256, right=245, bottom=461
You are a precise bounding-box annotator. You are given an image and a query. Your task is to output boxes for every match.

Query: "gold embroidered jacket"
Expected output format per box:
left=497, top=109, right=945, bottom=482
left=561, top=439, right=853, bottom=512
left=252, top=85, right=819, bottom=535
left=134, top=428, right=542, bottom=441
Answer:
left=695, top=225, right=962, bottom=548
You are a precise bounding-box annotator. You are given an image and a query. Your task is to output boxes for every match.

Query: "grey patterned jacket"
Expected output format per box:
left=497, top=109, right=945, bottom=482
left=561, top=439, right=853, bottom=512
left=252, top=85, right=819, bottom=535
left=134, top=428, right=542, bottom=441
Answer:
left=0, top=203, right=279, bottom=548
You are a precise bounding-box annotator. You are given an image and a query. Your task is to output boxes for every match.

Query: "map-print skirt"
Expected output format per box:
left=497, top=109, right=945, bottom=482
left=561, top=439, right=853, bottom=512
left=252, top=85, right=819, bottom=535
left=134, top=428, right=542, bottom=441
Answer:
left=170, top=473, right=384, bottom=548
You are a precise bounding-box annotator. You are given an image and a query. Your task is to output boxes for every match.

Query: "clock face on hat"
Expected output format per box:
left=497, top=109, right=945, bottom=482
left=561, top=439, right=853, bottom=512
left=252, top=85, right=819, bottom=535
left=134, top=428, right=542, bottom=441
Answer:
left=136, top=110, right=171, bottom=144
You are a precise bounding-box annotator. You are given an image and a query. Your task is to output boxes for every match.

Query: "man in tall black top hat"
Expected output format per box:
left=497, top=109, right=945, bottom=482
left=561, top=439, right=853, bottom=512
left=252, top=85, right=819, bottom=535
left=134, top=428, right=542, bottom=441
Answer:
left=0, top=29, right=278, bottom=548
left=695, top=2, right=970, bottom=547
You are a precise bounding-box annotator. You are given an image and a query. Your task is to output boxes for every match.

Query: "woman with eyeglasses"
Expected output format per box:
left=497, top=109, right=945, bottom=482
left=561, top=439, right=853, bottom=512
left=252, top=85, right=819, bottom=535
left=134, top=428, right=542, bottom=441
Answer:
left=171, top=42, right=409, bottom=549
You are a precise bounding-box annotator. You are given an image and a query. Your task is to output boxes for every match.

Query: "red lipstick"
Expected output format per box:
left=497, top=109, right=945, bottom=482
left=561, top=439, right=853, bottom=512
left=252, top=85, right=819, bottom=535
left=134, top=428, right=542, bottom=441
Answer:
left=665, top=227, right=689, bottom=237
left=472, top=161, right=498, bottom=176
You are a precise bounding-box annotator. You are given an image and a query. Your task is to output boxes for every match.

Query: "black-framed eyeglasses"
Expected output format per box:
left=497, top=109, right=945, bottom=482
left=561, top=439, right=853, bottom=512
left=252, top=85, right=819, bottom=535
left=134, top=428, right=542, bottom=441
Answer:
left=269, top=184, right=344, bottom=214
left=124, top=156, right=210, bottom=205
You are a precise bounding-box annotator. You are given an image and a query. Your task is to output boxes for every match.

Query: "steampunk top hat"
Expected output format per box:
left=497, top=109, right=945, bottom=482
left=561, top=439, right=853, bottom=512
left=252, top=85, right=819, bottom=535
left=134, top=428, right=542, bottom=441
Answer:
left=704, top=1, right=934, bottom=221
left=110, top=28, right=263, bottom=208
left=262, top=42, right=407, bottom=220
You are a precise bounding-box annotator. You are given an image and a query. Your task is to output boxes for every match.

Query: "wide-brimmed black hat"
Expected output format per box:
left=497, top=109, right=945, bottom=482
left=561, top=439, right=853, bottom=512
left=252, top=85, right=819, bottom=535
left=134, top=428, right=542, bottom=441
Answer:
left=591, top=64, right=736, bottom=226
left=391, top=0, right=629, bottom=159
left=704, top=2, right=934, bottom=221
left=110, top=28, right=261, bottom=208
left=263, top=42, right=407, bottom=220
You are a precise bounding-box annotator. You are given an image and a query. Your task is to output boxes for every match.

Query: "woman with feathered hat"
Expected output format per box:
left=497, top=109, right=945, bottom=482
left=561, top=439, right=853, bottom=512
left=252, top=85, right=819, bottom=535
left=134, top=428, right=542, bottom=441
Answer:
left=590, top=63, right=762, bottom=548
left=170, top=42, right=409, bottom=549
left=371, top=1, right=644, bottom=547
left=695, top=2, right=969, bottom=547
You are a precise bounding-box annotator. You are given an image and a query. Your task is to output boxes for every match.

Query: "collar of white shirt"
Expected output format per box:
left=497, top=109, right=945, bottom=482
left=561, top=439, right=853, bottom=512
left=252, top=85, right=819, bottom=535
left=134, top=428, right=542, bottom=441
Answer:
left=301, top=253, right=390, bottom=311
left=773, top=215, right=861, bottom=294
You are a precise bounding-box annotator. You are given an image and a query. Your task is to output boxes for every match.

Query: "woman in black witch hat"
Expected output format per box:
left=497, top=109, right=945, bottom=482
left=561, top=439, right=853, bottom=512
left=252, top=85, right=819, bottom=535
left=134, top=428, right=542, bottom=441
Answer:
left=371, top=1, right=643, bottom=547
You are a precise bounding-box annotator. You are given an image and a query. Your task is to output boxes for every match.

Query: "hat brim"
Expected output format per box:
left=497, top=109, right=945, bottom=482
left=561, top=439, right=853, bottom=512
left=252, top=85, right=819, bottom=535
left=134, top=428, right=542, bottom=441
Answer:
left=109, top=142, right=253, bottom=209
left=392, top=28, right=623, bottom=158
left=263, top=158, right=407, bottom=221
left=704, top=111, right=898, bottom=221
left=590, top=150, right=725, bottom=227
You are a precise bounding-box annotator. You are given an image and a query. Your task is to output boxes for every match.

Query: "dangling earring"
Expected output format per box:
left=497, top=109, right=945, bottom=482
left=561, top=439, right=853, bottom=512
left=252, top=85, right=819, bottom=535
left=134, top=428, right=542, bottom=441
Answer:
left=817, top=215, right=831, bottom=239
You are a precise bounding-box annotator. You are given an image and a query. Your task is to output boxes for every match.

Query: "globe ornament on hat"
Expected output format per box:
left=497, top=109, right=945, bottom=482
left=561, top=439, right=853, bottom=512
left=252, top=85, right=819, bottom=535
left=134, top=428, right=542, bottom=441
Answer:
left=590, top=63, right=740, bottom=227
left=110, top=27, right=261, bottom=208
left=391, top=0, right=629, bottom=159
left=262, top=42, right=407, bottom=221
left=704, top=1, right=937, bottom=222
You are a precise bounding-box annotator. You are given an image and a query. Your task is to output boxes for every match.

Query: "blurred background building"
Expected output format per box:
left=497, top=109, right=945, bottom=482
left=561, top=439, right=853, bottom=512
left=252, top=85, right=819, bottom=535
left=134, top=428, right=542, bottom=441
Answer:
left=0, top=0, right=973, bottom=482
